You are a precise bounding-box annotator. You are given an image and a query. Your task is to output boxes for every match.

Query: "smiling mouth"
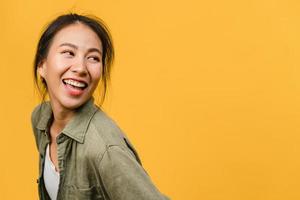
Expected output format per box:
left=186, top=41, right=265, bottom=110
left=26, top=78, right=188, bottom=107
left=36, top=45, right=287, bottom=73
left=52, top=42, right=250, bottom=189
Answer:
left=62, top=79, right=88, bottom=90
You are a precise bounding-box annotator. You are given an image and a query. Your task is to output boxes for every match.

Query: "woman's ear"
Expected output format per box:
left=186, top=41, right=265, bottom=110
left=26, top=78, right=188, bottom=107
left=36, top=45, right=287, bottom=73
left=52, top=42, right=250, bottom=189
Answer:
left=38, top=61, right=46, bottom=79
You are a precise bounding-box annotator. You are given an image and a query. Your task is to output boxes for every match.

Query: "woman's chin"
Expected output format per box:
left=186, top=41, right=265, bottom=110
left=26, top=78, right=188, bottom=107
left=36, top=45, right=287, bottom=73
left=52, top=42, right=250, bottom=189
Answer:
left=58, top=96, right=90, bottom=111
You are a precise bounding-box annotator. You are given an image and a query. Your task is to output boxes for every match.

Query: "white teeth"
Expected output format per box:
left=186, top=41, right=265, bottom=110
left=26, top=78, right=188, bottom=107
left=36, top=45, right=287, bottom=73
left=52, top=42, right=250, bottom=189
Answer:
left=64, top=79, right=86, bottom=88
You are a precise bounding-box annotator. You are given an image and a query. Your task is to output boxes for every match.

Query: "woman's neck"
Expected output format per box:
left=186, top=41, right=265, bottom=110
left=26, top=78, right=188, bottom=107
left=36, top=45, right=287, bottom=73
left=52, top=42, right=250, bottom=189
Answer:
left=49, top=101, right=76, bottom=140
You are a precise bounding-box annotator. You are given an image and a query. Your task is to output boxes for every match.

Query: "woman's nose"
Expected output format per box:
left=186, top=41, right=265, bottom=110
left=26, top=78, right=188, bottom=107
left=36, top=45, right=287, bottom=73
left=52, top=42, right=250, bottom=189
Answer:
left=71, top=57, right=88, bottom=76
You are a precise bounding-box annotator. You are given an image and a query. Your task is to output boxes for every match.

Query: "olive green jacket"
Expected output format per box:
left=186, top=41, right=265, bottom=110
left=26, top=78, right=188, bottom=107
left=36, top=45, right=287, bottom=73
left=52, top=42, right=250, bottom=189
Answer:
left=31, top=98, right=169, bottom=200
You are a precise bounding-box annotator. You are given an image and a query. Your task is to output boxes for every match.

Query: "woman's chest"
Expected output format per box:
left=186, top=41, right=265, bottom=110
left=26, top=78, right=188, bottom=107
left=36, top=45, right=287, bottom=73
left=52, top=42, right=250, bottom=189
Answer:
left=38, top=136, right=107, bottom=199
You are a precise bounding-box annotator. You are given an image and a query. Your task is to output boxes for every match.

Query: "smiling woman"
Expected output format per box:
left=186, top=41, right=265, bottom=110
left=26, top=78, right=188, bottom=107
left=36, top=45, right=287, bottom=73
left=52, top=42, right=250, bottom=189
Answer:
left=31, top=13, right=169, bottom=200
left=38, top=23, right=103, bottom=110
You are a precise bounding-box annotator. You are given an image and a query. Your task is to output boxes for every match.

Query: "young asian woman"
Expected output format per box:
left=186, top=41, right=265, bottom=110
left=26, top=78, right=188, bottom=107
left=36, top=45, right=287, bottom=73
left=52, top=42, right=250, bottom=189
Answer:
left=31, top=13, right=169, bottom=200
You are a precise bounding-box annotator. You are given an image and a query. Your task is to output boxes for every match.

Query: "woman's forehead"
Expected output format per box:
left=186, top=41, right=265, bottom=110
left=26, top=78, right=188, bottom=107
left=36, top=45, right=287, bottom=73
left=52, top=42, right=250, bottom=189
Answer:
left=51, top=23, right=103, bottom=51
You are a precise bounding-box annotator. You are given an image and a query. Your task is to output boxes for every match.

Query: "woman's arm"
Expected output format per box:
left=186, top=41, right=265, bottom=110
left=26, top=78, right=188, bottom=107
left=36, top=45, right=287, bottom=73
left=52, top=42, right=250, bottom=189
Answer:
left=98, top=145, right=170, bottom=200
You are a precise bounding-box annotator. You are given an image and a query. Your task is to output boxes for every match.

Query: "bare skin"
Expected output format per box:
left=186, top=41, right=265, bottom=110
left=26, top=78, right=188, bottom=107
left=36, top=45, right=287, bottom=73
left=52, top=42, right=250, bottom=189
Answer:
left=48, top=104, right=76, bottom=172
left=49, top=133, right=59, bottom=172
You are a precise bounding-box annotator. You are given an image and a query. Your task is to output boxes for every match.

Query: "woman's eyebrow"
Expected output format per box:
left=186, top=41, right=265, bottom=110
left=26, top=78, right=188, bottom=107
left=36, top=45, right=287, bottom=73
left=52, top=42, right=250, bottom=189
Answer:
left=87, top=48, right=102, bottom=56
left=59, top=42, right=78, bottom=49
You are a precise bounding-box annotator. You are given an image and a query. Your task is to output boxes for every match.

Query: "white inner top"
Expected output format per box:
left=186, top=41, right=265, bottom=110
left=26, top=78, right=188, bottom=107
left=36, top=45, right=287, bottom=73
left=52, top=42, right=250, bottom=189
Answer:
left=44, top=144, right=60, bottom=200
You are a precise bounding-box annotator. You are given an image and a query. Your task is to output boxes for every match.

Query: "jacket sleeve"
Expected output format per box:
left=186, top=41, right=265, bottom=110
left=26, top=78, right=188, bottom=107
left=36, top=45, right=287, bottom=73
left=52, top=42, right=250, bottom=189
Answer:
left=31, top=105, right=41, bottom=151
left=98, top=145, right=170, bottom=200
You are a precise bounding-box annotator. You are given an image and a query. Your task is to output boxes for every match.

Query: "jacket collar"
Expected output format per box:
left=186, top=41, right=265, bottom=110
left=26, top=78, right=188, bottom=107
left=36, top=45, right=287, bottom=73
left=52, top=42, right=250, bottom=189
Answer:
left=36, top=98, right=98, bottom=143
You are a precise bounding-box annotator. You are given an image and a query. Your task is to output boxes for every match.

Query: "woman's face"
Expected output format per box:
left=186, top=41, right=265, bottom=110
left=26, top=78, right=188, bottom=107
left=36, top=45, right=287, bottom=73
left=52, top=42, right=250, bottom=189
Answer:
left=38, top=23, right=103, bottom=110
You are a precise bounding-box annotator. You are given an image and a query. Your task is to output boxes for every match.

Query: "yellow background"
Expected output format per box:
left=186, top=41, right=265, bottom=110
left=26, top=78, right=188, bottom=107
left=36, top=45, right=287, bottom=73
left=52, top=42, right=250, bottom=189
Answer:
left=1, top=0, right=300, bottom=199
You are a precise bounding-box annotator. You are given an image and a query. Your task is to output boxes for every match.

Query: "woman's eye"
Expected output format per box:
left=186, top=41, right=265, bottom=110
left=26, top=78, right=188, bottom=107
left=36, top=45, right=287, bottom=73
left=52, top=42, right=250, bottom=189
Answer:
left=88, top=56, right=100, bottom=62
left=61, top=50, right=74, bottom=56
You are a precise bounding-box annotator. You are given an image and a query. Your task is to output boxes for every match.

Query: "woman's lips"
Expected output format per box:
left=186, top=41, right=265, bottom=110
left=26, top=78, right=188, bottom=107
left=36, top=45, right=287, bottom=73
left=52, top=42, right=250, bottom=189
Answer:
left=62, top=79, right=87, bottom=96
left=62, top=78, right=88, bottom=88
left=64, top=83, right=85, bottom=96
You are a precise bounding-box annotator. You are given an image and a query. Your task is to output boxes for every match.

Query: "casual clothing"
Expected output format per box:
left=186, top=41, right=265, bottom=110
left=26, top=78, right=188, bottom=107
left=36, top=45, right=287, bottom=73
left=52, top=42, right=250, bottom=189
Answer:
left=31, top=98, right=169, bottom=200
left=44, top=144, right=59, bottom=200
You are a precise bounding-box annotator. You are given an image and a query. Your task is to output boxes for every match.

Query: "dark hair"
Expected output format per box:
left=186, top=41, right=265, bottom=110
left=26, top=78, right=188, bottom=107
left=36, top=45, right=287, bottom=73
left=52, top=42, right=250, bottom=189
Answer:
left=33, top=13, right=114, bottom=106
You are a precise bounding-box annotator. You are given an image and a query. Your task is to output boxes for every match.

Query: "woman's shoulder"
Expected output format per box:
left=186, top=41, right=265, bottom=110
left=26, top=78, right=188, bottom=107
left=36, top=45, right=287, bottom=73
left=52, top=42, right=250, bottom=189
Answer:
left=31, top=101, right=51, bottom=127
left=86, top=108, right=142, bottom=165
left=88, top=109, right=126, bottom=145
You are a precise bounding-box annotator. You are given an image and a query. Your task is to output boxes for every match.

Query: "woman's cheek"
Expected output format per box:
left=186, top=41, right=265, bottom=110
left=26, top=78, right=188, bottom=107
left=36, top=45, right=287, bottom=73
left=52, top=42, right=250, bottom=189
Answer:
left=90, top=65, right=102, bottom=79
left=54, top=54, right=71, bottom=65
left=59, top=58, right=73, bottom=67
